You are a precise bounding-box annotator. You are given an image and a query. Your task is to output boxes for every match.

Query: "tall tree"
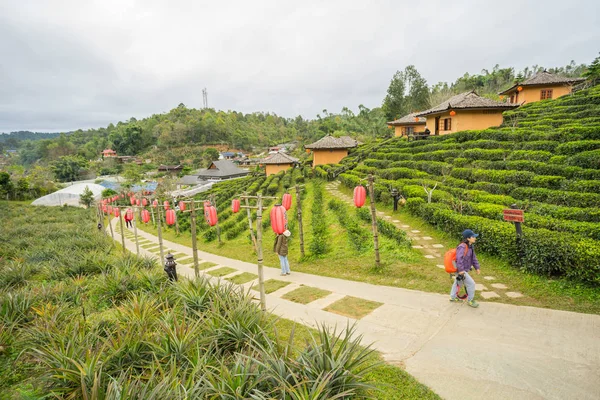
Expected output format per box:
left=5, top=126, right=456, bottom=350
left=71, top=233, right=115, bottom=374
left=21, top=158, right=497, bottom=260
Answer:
left=51, top=156, right=87, bottom=182
left=382, top=65, right=430, bottom=121
left=382, top=70, right=407, bottom=121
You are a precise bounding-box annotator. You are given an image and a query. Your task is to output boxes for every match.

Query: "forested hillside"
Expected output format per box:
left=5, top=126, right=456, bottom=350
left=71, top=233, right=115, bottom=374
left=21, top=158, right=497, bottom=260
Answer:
left=336, top=84, right=600, bottom=285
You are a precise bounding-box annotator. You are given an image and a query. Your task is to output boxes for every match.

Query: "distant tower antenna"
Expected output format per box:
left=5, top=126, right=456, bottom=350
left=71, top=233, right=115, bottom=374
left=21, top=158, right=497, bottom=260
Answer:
left=202, top=88, right=208, bottom=109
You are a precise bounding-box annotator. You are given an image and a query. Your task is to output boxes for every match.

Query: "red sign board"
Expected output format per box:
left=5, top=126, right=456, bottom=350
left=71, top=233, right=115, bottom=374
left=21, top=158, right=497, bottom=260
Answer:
left=503, top=209, right=524, bottom=223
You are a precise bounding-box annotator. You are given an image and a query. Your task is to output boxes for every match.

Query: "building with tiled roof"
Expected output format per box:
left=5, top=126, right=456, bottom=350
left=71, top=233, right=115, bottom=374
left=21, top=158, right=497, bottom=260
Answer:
left=499, top=71, right=585, bottom=104
left=304, top=135, right=359, bottom=167
left=387, top=112, right=427, bottom=137
left=416, top=91, right=518, bottom=136
left=261, top=152, right=299, bottom=176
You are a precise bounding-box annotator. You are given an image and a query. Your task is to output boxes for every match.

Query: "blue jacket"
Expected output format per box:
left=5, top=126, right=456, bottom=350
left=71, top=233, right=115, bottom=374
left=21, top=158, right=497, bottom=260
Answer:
left=456, top=242, right=480, bottom=273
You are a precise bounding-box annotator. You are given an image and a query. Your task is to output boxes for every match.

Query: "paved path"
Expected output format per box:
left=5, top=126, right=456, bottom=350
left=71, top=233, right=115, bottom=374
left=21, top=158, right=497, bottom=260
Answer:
left=108, top=218, right=600, bottom=400
left=325, top=181, right=523, bottom=299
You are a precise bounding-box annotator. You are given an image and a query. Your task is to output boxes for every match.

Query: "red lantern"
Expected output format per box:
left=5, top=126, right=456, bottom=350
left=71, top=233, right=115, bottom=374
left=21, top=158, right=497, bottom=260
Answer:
left=414, top=117, right=420, bottom=122
left=166, top=209, right=176, bottom=226
left=114, top=207, right=120, bottom=217
left=270, top=205, right=287, bottom=235
left=179, top=201, right=186, bottom=211
left=135, top=199, right=140, bottom=206
left=517, top=86, right=523, bottom=92
left=354, top=186, right=366, bottom=208
left=126, top=208, right=134, bottom=220
left=152, top=200, right=158, bottom=208
left=232, top=199, right=240, bottom=213
left=107, top=205, right=113, bottom=214
left=141, top=209, right=150, bottom=224
left=142, top=198, right=148, bottom=207
left=130, top=197, right=135, bottom=205
left=282, top=193, right=292, bottom=211
left=449, top=110, right=456, bottom=116
left=120, top=194, right=124, bottom=199
left=164, top=201, right=170, bottom=210
left=205, top=205, right=218, bottom=227
left=102, top=205, right=108, bottom=213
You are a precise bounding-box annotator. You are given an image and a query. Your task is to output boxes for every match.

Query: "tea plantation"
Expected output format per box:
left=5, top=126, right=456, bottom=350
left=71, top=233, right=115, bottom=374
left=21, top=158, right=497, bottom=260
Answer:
left=334, top=85, right=600, bottom=285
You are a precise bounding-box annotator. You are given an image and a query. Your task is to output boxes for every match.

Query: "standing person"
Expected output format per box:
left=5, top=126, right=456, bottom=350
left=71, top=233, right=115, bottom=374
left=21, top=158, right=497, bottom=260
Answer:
left=274, top=230, right=291, bottom=276
left=450, top=229, right=481, bottom=308
left=124, top=208, right=133, bottom=228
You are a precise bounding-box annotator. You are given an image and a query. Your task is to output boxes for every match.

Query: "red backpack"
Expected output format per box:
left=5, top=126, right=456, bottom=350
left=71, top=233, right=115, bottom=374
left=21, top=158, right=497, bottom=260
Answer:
left=444, top=243, right=469, bottom=273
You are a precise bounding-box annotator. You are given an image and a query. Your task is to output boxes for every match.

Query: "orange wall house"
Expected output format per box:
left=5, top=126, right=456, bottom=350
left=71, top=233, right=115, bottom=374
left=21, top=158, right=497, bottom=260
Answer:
left=499, top=71, right=585, bottom=105
left=261, top=152, right=298, bottom=176
left=423, top=110, right=505, bottom=135
left=312, top=149, right=349, bottom=165
left=417, top=91, right=518, bottom=136
left=265, top=163, right=293, bottom=176
left=387, top=113, right=426, bottom=137
left=305, top=135, right=359, bottom=167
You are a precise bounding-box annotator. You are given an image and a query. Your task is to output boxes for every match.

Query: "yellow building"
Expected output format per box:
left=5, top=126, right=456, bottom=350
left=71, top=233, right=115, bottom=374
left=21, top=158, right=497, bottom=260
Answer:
left=417, top=91, right=518, bottom=136
left=499, top=71, right=585, bottom=104
left=387, top=112, right=426, bottom=137
left=262, top=152, right=298, bottom=176
left=305, top=135, right=358, bottom=167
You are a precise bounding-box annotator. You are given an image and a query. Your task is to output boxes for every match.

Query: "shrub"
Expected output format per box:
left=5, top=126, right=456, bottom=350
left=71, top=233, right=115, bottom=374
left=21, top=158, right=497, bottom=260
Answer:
left=511, top=187, right=600, bottom=208
left=507, top=150, right=553, bottom=162
left=566, top=150, right=600, bottom=169
left=556, top=140, right=600, bottom=155
left=356, top=207, right=410, bottom=247
left=328, top=200, right=371, bottom=253
left=309, top=182, right=329, bottom=256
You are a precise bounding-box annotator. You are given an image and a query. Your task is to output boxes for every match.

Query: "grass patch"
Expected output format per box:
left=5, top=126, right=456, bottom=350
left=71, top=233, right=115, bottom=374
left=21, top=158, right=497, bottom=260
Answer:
left=206, top=266, right=236, bottom=277
left=282, top=285, right=332, bottom=304
left=253, top=279, right=291, bottom=294
left=172, top=252, right=188, bottom=259
left=226, top=272, right=258, bottom=284
left=141, top=243, right=157, bottom=249
left=197, top=261, right=218, bottom=270
left=324, top=296, right=383, bottom=319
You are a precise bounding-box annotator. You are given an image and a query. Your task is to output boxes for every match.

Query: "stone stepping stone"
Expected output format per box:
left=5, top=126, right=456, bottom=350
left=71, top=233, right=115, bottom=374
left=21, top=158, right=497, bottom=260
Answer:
left=475, top=284, right=487, bottom=291
left=505, top=292, right=523, bottom=298
left=384, top=216, right=392, bottom=219
left=491, top=283, right=508, bottom=290
left=412, top=245, right=424, bottom=249
left=436, top=264, right=445, bottom=269
left=393, top=220, right=400, bottom=222
left=483, top=276, right=495, bottom=281
left=421, top=236, right=433, bottom=240
left=424, top=255, right=435, bottom=259
left=432, top=244, right=444, bottom=248
left=377, top=212, right=385, bottom=215
left=411, top=230, right=420, bottom=233
left=481, top=291, right=500, bottom=299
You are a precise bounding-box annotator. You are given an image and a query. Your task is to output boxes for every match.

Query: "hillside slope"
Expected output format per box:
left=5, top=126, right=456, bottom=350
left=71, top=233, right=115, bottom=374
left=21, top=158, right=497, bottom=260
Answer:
left=336, top=85, right=600, bottom=284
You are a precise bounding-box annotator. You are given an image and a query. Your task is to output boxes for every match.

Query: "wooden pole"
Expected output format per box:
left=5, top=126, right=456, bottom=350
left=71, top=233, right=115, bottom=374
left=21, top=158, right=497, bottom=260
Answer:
left=368, top=174, right=381, bottom=268
left=156, top=206, right=165, bottom=265
left=132, top=207, right=140, bottom=256
left=118, top=211, right=126, bottom=255
left=190, top=200, right=200, bottom=277
left=245, top=195, right=257, bottom=252
left=108, top=213, right=115, bottom=240
left=211, top=194, right=222, bottom=244
left=295, top=185, right=305, bottom=257
left=150, top=204, right=156, bottom=227
left=255, top=194, right=267, bottom=311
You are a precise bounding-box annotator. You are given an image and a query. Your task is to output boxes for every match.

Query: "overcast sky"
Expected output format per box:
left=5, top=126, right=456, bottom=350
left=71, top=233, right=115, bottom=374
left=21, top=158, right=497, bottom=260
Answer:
left=1, top=0, right=598, bottom=133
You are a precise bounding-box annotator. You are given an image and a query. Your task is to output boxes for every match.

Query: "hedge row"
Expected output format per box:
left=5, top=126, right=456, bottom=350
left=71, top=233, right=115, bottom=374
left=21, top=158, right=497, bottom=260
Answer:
left=309, top=181, right=329, bottom=256
left=328, top=199, right=371, bottom=253
left=355, top=207, right=411, bottom=248
left=406, top=198, right=600, bottom=284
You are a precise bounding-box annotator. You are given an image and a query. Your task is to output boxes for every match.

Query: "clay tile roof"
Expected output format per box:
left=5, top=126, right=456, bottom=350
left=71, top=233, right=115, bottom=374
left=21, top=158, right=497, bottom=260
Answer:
left=262, top=152, right=299, bottom=165
left=498, top=71, right=585, bottom=95
left=304, top=135, right=359, bottom=150
left=387, top=112, right=427, bottom=126
left=416, top=91, right=518, bottom=117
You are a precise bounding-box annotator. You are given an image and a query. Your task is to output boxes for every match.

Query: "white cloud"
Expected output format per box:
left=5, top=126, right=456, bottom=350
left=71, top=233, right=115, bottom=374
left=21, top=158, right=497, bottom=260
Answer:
left=1, top=0, right=598, bottom=132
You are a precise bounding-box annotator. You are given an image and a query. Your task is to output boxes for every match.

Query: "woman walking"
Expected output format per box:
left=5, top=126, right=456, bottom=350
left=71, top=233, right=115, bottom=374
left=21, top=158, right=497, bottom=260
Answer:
left=450, top=229, right=481, bottom=308
left=274, top=230, right=291, bottom=276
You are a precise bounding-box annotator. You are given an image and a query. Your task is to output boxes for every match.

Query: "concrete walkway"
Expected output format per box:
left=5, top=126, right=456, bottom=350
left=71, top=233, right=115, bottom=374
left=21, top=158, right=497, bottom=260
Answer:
left=108, top=218, right=600, bottom=400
